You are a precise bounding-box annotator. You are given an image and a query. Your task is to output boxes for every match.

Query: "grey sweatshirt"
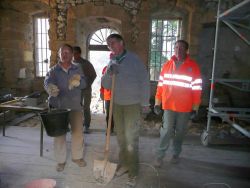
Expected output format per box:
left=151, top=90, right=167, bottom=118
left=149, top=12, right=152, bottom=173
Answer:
left=101, top=50, right=150, bottom=106
left=44, top=63, right=87, bottom=110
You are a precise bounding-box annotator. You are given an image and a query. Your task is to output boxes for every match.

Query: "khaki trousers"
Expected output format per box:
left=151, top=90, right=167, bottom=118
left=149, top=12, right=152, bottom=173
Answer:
left=54, top=111, right=84, bottom=163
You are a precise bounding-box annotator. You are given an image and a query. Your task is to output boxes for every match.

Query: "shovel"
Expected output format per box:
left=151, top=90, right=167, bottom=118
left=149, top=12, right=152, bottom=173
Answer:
left=93, top=74, right=117, bottom=185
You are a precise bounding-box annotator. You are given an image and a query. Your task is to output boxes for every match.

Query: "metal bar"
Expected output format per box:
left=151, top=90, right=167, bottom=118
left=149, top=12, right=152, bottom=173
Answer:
left=38, top=114, right=44, bottom=157
left=227, top=20, right=250, bottom=30
left=215, top=78, right=250, bottom=83
left=208, top=112, right=250, bottom=118
left=3, top=111, right=6, bottom=136
left=208, top=107, right=250, bottom=137
left=99, top=28, right=105, bottom=44
left=222, top=20, right=250, bottom=45
left=207, top=0, right=221, bottom=132
left=214, top=107, right=250, bottom=113
left=218, top=81, right=250, bottom=92
left=40, top=18, right=44, bottom=76
left=88, top=45, right=109, bottom=51
left=219, top=0, right=250, bottom=19
left=215, top=79, right=250, bottom=92
left=219, top=81, right=247, bottom=91
left=45, top=18, right=48, bottom=75
left=226, top=118, right=250, bottom=138
left=94, top=33, right=103, bottom=44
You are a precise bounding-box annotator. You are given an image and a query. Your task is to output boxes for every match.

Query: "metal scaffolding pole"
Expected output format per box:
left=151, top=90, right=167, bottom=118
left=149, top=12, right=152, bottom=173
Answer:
left=218, top=0, right=250, bottom=19
left=206, top=0, right=221, bottom=133
left=222, top=20, right=250, bottom=45
left=202, top=0, right=250, bottom=146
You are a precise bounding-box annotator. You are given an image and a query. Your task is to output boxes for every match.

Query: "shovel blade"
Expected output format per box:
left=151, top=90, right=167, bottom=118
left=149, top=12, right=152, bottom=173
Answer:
left=93, top=159, right=117, bottom=185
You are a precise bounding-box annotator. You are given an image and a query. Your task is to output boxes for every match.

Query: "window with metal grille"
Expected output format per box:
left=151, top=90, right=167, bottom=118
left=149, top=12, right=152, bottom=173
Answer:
left=34, top=15, right=50, bottom=77
left=149, top=19, right=182, bottom=81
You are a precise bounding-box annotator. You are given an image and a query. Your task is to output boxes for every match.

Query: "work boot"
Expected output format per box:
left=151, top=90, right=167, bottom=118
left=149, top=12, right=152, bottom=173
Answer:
left=115, top=165, right=128, bottom=177
left=126, top=175, right=137, bottom=188
left=72, top=158, right=87, bottom=167
left=170, top=155, right=179, bottom=164
left=56, top=162, right=66, bottom=172
left=153, top=157, right=163, bottom=168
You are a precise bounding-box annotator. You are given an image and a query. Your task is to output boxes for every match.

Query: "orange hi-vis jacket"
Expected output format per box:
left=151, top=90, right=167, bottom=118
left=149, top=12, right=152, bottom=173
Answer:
left=155, top=55, right=202, bottom=112
left=100, top=66, right=112, bottom=100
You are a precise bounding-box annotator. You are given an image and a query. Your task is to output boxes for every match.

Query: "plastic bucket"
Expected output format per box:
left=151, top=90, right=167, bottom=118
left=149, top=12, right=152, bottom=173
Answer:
left=40, top=109, right=70, bottom=137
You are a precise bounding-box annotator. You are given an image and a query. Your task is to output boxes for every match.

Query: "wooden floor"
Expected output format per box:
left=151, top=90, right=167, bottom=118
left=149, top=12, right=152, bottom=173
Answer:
left=0, top=114, right=250, bottom=188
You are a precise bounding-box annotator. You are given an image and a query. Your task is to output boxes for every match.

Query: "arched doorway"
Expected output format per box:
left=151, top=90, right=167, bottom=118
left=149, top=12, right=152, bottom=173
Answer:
left=88, top=27, right=119, bottom=114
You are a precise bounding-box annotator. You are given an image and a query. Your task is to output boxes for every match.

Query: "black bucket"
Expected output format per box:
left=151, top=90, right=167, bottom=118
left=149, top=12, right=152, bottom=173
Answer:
left=40, top=109, right=70, bottom=137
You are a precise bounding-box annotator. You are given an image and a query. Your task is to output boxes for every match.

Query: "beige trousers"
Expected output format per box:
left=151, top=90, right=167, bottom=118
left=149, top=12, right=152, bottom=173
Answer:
left=54, top=111, right=84, bottom=163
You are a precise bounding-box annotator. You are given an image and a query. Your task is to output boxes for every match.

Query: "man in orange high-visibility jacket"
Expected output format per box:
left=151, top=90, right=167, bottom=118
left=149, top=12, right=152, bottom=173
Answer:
left=153, top=40, right=202, bottom=167
left=100, top=65, right=115, bottom=134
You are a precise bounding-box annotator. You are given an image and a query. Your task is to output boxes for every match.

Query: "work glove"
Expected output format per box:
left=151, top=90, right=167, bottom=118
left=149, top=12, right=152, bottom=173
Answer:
left=107, top=61, right=119, bottom=75
left=192, top=104, right=199, bottom=111
left=68, top=74, right=81, bottom=90
left=141, top=105, right=151, bottom=119
left=154, top=105, right=162, bottom=115
left=190, top=104, right=199, bottom=120
left=192, top=104, right=199, bottom=114
left=46, top=83, right=59, bottom=97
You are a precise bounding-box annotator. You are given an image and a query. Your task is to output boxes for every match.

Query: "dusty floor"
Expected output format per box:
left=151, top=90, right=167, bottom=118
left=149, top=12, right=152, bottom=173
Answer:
left=0, top=113, right=250, bottom=188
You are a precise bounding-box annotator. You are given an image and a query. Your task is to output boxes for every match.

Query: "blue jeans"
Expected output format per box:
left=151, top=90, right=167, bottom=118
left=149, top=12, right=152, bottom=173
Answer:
left=113, top=103, right=140, bottom=177
left=156, top=110, right=190, bottom=159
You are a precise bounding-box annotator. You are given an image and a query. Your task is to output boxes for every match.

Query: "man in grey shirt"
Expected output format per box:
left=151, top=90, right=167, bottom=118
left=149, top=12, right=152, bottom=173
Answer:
left=44, top=44, right=88, bottom=172
left=102, top=34, right=150, bottom=188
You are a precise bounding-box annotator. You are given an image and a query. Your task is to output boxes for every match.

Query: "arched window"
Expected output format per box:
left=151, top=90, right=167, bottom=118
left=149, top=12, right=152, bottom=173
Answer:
left=88, top=27, right=118, bottom=51
left=88, top=27, right=119, bottom=74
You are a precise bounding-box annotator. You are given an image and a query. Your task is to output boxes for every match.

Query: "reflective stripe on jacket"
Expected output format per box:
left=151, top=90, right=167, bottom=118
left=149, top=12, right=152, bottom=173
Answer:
left=155, top=55, right=202, bottom=112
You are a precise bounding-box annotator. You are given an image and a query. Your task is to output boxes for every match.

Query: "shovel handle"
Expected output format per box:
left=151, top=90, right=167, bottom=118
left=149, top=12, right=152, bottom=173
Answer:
left=105, top=74, right=115, bottom=152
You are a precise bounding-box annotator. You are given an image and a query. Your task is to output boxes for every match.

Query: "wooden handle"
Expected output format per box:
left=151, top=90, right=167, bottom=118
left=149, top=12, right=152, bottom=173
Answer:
left=105, top=74, right=115, bottom=152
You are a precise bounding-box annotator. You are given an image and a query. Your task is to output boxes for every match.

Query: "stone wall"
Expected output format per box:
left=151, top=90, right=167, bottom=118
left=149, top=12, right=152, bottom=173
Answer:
left=0, top=8, right=34, bottom=95
left=0, top=0, right=248, bottom=107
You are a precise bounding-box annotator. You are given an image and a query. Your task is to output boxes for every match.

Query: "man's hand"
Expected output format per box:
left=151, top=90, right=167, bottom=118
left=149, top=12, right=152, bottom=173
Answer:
left=192, top=104, right=199, bottom=114
left=69, top=74, right=81, bottom=90
left=154, top=105, right=162, bottom=115
left=190, top=104, right=199, bottom=120
left=47, top=83, right=59, bottom=97
left=100, top=93, right=104, bottom=100
left=107, top=62, right=119, bottom=75
left=141, top=105, right=151, bottom=119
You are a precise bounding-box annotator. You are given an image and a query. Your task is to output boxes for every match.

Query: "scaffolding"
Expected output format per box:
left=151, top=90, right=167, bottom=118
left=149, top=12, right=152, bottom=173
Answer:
left=201, top=0, right=250, bottom=146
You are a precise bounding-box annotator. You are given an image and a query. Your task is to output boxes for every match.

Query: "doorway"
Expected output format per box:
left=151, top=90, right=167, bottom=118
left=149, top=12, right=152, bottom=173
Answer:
left=88, top=27, right=119, bottom=114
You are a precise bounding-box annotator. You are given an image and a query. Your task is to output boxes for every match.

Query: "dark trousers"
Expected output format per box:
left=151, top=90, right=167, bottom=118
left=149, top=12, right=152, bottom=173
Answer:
left=105, top=100, right=114, bottom=132
left=82, top=88, right=92, bottom=129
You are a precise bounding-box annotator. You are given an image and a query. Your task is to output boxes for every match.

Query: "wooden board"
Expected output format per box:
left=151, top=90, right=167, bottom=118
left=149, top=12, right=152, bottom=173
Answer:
left=0, top=99, right=47, bottom=112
